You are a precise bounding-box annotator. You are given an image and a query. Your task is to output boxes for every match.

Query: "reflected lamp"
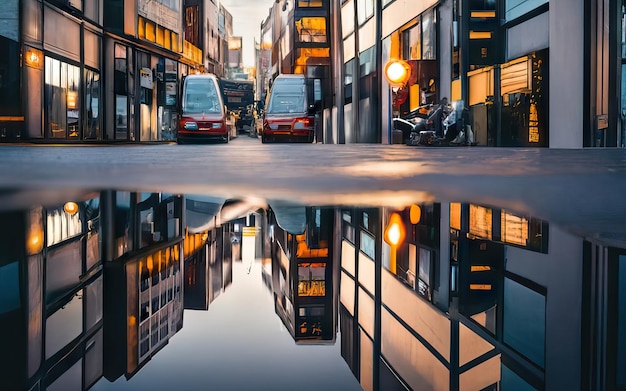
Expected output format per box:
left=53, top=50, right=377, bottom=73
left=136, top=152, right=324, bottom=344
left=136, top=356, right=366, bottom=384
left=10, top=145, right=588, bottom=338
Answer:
left=384, top=212, right=405, bottom=247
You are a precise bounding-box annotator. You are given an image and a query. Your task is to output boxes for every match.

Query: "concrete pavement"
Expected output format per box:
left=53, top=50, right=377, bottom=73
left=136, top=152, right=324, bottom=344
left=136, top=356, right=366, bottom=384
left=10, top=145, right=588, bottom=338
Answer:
left=0, top=137, right=625, bottom=246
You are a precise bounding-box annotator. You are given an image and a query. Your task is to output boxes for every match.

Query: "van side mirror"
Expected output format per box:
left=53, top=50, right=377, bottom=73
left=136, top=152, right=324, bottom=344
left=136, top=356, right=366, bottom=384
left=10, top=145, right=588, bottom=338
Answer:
left=308, top=101, right=321, bottom=115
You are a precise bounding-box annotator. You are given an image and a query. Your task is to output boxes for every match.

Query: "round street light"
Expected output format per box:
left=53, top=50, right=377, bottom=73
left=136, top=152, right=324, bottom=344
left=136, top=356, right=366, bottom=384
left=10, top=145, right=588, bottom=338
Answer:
left=384, top=59, right=411, bottom=88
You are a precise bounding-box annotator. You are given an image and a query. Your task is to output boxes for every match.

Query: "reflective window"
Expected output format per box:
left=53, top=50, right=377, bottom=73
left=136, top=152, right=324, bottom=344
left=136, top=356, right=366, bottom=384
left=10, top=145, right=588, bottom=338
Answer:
left=296, top=17, right=327, bottom=43
left=342, top=0, right=355, bottom=38
left=46, top=204, right=83, bottom=247
left=114, top=44, right=128, bottom=140
left=45, top=291, right=83, bottom=359
left=0, top=262, right=20, bottom=314
left=298, top=0, right=324, bottom=7
left=421, top=9, right=436, bottom=60
left=403, top=21, right=421, bottom=60
left=84, top=69, right=100, bottom=139
left=501, top=364, right=537, bottom=390
left=357, top=0, right=374, bottom=25
left=505, top=0, right=548, bottom=21
left=503, top=277, right=545, bottom=368
left=45, top=57, right=80, bottom=139
left=618, top=255, right=626, bottom=386
left=401, top=9, right=437, bottom=61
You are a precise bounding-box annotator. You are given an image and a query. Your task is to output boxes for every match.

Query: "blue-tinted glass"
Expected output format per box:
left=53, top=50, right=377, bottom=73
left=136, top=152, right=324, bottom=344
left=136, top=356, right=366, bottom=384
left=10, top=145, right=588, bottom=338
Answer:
left=503, top=277, right=545, bottom=368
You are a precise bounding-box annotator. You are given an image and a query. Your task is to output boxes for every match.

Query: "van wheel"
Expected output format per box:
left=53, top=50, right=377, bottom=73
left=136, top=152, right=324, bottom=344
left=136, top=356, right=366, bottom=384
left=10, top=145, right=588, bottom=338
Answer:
left=261, top=133, right=267, bottom=143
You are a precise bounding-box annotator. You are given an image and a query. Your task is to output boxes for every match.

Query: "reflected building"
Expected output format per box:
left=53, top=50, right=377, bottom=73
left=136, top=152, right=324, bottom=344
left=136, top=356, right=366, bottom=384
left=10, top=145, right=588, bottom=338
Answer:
left=183, top=196, right=233, bottom=311
left=339, top=202, right=626, bottom=390
left=0, top=195, right=104, bottom=390
left=102, top=192, right=185, bottom=382
left=267, top=204, right=338, bottom=343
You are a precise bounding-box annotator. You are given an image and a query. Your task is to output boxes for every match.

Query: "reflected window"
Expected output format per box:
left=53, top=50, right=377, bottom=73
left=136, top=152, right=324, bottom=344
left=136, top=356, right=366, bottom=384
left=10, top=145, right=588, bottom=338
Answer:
left=45, top=292, right=83, bottom=359
left=618, top=254, right=626, bottom=387
left=298, top=262, right=326, bottom=296
left=0, top=262, right=20, bottom=314
left=469, top=204, right=493, bottom=239
left=114, top=192, right=132, bottom=257
left=503, top=276, right=545, bottom=368
left=46, top=203, right=83, bottom=247
left=360, top=231, right=375, bottom=260
left=417, top=247, right=432, bottom=299
left=501, top=364, right=537, bottom=390
left=501, top=210, right=548, bottom=253
left=342, top=209, right=355, bottom=243
left=298, top=0, right=324, bottom=6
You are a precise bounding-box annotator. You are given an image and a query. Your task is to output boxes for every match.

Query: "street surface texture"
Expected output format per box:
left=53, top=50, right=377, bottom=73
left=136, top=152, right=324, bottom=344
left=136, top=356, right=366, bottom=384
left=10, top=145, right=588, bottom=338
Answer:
left=1, top=135, right=625, bottom=246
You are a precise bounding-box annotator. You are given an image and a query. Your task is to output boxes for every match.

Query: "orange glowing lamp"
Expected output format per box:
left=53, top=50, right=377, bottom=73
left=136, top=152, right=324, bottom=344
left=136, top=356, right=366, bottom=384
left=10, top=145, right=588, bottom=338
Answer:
left=384, top=212, right=406, bottom=247
left=384, top=59, right=411, bottom=88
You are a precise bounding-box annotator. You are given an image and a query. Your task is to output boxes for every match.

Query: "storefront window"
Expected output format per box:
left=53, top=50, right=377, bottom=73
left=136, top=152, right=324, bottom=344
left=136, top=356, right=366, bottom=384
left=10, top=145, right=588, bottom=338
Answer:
left=67, top=64, right=80, bottom=138
left=114, top=44, right=128, bottom=140
left=84, top=70, right=100, bottom=139
left=45, top=57, right=82, bottom=139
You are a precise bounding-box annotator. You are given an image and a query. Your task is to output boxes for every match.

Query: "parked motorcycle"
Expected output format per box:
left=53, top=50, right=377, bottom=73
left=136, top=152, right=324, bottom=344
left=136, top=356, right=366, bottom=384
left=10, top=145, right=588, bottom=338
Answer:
left=393, top=101, right=475, bottom=146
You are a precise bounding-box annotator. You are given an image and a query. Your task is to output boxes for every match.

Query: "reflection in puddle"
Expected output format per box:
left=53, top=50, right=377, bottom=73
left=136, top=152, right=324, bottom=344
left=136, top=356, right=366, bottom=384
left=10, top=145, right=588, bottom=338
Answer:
left=1, top=190, right=625, bottom=390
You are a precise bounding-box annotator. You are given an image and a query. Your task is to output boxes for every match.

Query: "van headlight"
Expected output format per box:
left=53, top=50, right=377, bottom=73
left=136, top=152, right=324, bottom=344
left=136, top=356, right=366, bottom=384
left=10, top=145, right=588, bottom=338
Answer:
left=184, top=121, right=198, bottom=130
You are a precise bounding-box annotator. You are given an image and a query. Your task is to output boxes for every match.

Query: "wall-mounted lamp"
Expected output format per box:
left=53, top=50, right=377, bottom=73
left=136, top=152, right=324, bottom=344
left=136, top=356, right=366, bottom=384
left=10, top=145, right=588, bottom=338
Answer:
left=63, top=201, right=79, bottom=215
left=24, top=47, right=43, bottom=69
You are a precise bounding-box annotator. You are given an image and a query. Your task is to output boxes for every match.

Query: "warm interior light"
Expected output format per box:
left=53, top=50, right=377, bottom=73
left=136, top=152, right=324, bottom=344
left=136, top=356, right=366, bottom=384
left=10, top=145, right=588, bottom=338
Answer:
left=63, top=202, right=79, bottom=215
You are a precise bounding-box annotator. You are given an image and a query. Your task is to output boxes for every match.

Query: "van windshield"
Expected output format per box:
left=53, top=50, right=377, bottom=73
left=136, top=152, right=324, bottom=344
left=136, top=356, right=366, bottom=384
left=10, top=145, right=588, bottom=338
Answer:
left=183, top=78, right=222, bottom=114
left=267, top=84, right=307, bottom=114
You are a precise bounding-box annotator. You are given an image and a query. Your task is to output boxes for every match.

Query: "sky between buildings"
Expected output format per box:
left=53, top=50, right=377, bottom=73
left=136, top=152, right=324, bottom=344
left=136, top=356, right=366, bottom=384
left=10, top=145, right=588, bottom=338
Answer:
left=219, top=0, right=276, bottom=67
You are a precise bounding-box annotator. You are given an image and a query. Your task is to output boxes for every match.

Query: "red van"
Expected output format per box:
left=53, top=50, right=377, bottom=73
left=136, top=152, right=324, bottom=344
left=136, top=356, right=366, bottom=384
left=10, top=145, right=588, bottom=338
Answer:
left=177, top=74, right=229, bottom=144
left=261, top=74, right=318, bottom=143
